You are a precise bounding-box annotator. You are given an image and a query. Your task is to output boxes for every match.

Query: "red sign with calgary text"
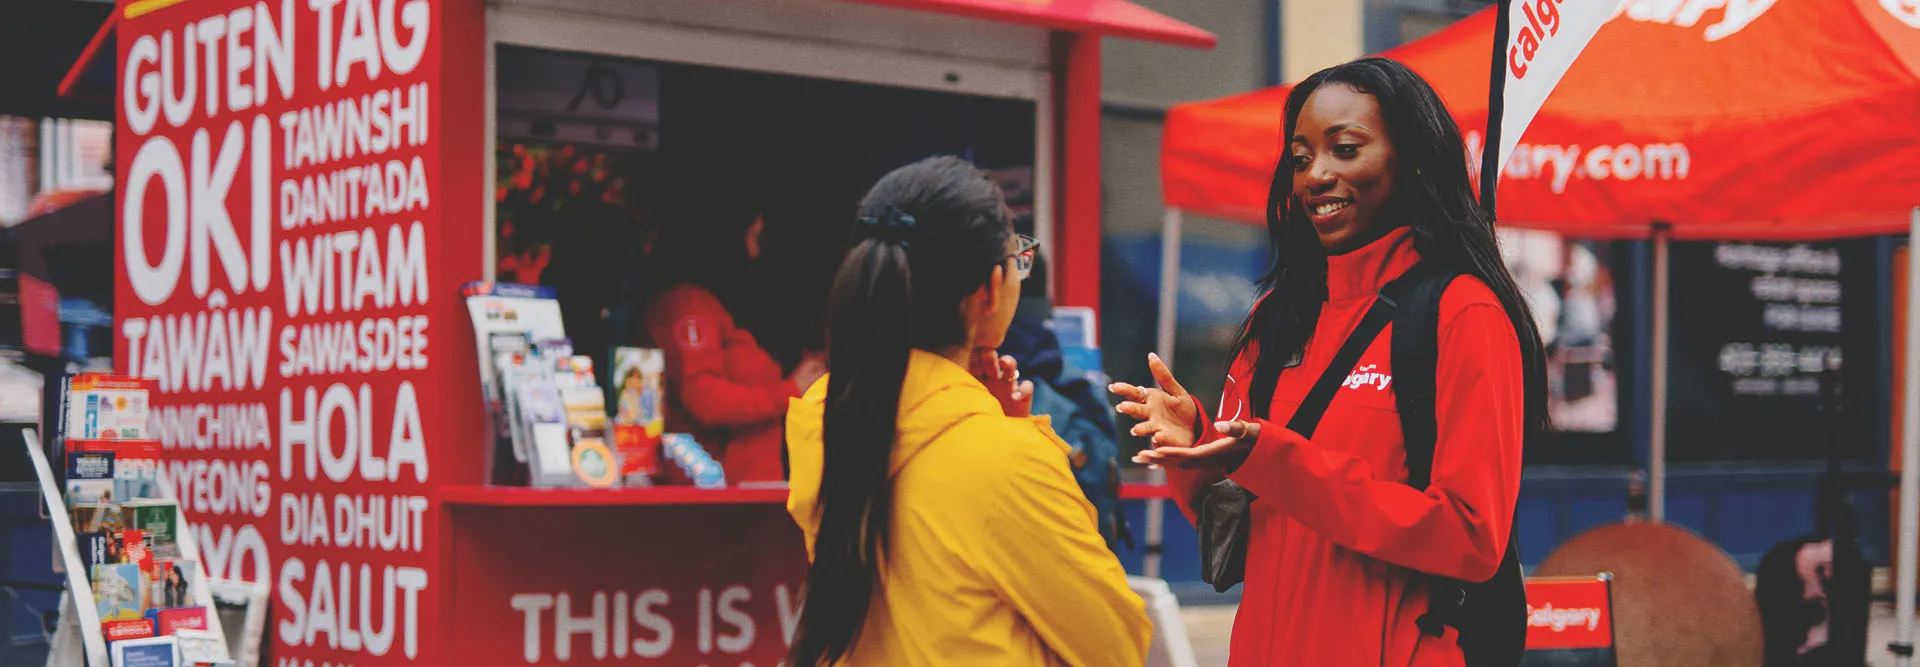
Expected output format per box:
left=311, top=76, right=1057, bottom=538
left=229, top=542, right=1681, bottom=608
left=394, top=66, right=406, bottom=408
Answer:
left=1523, top=576, right=1615, bottom=650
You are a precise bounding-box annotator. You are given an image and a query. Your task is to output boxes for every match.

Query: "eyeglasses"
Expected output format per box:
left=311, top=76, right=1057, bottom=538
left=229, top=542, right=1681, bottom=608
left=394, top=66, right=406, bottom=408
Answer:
left=1008, top=234, right=1040, bottom=280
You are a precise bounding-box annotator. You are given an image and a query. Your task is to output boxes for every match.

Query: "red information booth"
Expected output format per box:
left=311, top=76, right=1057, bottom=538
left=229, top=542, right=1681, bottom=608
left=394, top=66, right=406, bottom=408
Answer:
left=89, top=0, right=1213, bottom=665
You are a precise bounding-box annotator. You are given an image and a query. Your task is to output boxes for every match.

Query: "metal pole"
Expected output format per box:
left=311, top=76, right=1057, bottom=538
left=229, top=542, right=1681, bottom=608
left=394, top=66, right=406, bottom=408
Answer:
left=1156, top=208, right=1183, bottom=369
left=1144, top=208, right=1183, bottom=579
left=1650, top=224, right=1671, bottom=524
left=1895, top=207, right=1920, bottom=667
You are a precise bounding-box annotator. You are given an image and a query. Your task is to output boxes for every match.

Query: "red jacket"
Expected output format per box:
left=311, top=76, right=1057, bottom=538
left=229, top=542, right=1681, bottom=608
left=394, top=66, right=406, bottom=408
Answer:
left=644, top=285, right=797, bottom=483
left=1167, top=228, right=1525, bottom=666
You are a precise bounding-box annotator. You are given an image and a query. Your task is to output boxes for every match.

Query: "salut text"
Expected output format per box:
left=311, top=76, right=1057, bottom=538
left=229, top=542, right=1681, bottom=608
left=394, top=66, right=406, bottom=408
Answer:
left=278, top=559, right=428, bottom=659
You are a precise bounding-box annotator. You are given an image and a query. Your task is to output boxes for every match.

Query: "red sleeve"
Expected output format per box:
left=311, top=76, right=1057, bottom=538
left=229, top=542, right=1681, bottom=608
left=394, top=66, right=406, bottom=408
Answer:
left=1225, top=293, right=1524, bottom=582
left=649, top=288, right=798, bottom=428
left=1162, top=361, right=1253, bottom=526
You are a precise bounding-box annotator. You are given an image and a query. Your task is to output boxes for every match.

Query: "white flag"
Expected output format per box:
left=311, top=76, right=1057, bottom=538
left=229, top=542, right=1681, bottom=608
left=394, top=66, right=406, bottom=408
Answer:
left=1494, top=0, right=1620, bottom=177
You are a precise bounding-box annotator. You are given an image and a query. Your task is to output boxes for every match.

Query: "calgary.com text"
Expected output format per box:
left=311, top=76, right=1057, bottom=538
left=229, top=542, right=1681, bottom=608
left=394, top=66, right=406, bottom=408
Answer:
left=1467, top=131, right=1692, bottom=195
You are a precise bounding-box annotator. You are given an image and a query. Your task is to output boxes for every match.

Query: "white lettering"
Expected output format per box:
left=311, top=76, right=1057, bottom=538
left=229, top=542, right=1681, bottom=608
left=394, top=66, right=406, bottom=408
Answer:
left=716, top=585, right=755, bottom=654
left=255, top=0, right=296, bottom=106
left=125, top=139, right=189, bottom=305
left=279, top=558, right=426, bottom=659
left=125, top=36, right=163, bottom=135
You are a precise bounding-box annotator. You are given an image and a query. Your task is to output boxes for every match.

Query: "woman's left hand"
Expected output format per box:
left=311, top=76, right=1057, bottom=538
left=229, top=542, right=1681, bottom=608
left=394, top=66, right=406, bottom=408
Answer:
left=973, top=348, right=1035, bottom=418
left=1133, top=420, right=1261, bottom=470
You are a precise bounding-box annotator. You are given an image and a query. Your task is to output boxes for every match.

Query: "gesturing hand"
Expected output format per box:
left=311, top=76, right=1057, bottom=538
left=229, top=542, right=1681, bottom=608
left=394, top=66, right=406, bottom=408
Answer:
left=1109, top=353, right=1200, bottom=451
left=1134, top=420, right=1259, bottom=471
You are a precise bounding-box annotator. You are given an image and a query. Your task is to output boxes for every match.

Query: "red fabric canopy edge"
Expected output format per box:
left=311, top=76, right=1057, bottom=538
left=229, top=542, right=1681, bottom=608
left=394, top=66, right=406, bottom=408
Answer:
left=1161, top=3, right=1920, bottom=240
left=845, top=0, right=1216, bottom=48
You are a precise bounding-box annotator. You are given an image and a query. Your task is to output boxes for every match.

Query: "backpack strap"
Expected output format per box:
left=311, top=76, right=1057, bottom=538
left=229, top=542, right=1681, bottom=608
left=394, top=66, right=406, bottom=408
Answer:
left=1380, top=262, right=1466, bottom=638
left=1287, top=298, right=1396, bottom=439
left=1379, top=261, right=1459, bottom=490
left=1382, top=262, right=1530, bottom=654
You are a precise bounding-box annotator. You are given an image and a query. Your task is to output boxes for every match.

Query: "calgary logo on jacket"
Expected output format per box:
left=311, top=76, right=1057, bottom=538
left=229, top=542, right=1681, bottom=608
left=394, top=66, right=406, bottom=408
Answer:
left=1342, top=365, right=1393, bottom=392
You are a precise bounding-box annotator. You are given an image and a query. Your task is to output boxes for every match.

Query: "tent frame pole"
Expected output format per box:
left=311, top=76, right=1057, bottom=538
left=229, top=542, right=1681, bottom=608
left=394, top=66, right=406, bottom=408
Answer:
left=1649, top=223, right=1671, bottom=524
left=1143, top=207, right=1184, bottom=580
left=1896, top=207, right=1920, bottom=666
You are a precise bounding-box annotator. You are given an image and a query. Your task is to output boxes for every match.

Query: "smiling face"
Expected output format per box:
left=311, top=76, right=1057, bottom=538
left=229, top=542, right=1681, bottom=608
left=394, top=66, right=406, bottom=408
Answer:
left=1288, top=82, right=1398, bottom=255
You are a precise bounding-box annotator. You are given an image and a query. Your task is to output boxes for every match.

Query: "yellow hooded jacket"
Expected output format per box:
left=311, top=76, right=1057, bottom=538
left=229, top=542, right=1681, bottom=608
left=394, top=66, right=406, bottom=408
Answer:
left=786, top=350, right=1150, bottom=666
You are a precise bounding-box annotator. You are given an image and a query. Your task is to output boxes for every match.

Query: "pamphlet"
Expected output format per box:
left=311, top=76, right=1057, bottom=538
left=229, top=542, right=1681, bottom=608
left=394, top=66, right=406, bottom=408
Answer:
left=103, top=619, right=157, bottom=643
left=127, top=500, right=181, bottom=559
left=611, top=348, right=665, bottom=483
left=72, top=440, right=165, bottom=501
left=147, top=559, right=198, bottom=610
left=67, top=450, right=116, bottom=506
left=154, top=606, right=209, bottom=635
left=94, top=563, right=146, bottom=621
left=110, top=635, right=180, bottom=667
left=74, top=503, right=127, bottom=534
left=172, top=628, right=230, bottom=665
left=64, top=374, right=155, bottom=441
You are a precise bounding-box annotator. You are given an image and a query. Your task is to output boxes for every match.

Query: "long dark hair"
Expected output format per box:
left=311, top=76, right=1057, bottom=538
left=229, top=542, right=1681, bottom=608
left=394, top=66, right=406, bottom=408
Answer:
left=789, top=156, right=1012, bottom=666
left=1232, top=57, right=1549, bottom=440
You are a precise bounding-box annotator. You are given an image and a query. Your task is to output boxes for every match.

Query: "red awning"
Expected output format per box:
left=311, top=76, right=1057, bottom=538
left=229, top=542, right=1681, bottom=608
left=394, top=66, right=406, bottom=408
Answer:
left=1162, top=0, right=1920, bottom=240
left=63, top=0, right=1215, bottom=104
left=846, top=0, right=1215, bottom=48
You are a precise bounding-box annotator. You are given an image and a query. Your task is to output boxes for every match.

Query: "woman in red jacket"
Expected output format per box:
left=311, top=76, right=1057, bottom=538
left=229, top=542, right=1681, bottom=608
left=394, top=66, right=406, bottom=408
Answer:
left=1113, top=58, right=1548, bottom=666
left=644, top=189, right=826, bottom=484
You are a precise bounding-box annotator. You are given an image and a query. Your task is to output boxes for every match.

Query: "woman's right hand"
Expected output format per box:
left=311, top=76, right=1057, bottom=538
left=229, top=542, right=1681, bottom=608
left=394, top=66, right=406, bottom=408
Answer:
left=1110, top=353, right=1201, bottom=455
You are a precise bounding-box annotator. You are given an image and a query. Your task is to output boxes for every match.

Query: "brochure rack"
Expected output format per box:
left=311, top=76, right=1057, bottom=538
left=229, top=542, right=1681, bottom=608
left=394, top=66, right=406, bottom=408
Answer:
left=24, top=428, right=230, bottom=667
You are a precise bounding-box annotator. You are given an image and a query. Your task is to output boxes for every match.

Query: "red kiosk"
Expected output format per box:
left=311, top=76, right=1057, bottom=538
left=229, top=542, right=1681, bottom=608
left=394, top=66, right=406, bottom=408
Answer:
left=88, top=0, right=1213, bottom=665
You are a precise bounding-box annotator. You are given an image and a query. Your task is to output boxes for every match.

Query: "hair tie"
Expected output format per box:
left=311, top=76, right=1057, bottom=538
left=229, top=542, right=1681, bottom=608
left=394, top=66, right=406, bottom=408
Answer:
left=855, top=207, right=917, bottom=248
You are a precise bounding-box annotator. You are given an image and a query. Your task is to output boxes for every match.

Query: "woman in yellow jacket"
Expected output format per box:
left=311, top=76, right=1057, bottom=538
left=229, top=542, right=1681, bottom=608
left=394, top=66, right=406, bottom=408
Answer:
left=785, top=156, right=1149, bottom=667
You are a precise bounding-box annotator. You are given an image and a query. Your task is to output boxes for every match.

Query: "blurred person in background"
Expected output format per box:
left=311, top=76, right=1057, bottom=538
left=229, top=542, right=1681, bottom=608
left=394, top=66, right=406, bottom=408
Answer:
left=1114, top=58, right=1544, bottom=666
left=644, top=171, right=825, bottom=483
left=786, top=156, right=1146, bottom=666
left=995, top=254, right=1127, bottom=549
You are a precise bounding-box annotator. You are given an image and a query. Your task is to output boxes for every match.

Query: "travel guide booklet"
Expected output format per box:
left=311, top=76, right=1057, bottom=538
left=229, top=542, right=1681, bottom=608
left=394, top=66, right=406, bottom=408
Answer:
left=148, top=559, right=198, bottom=610
left=74, top=503, right=126, bottom=533
left=94, top=563, right=145, bottom=621
left=67, top=450, right=116, bottom=506
left=110, top=635, right=180, bottom=667
left=73, top=440, right=164, bottom=501
left=128, top=500, right=181, bottom=559
left=64, top=374, right=155, bottom=441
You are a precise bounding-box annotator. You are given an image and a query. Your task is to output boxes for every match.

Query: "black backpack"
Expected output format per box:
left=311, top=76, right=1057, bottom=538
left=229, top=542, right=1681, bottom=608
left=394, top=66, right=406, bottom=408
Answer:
left=1290, top=261, right=1529, bottom=666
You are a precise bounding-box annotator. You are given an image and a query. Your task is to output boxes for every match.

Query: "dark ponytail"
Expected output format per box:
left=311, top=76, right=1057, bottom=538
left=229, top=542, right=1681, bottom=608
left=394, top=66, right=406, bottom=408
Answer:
left=789, top=156, right=1012, bottom=666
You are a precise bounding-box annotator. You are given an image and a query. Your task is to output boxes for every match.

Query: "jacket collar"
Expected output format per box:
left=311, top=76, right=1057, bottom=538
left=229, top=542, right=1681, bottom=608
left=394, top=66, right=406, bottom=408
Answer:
left=1325, top=226, right=1421, bottom=302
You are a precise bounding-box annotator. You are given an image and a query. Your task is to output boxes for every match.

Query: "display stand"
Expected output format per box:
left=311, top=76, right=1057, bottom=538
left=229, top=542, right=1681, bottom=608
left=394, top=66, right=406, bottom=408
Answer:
left=25, top=428, right=230, bottom=667
left=21, top=428, right=107, bottom=667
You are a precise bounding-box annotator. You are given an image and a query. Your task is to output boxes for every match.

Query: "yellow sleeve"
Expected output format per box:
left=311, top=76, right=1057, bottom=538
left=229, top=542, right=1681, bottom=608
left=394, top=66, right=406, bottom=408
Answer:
left=974, top=420, right=1151, bottom=667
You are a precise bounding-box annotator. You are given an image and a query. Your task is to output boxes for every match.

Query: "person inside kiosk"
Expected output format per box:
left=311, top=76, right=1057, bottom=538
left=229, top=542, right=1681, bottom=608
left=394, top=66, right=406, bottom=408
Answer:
left=642, top=172, right=828, bottom=484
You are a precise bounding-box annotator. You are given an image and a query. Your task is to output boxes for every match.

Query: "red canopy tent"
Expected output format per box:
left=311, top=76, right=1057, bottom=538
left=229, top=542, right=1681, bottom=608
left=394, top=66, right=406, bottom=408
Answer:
left=1161, top=0, right=1920, bottom=239
left=1150, top=1, right=1920, bottom=652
